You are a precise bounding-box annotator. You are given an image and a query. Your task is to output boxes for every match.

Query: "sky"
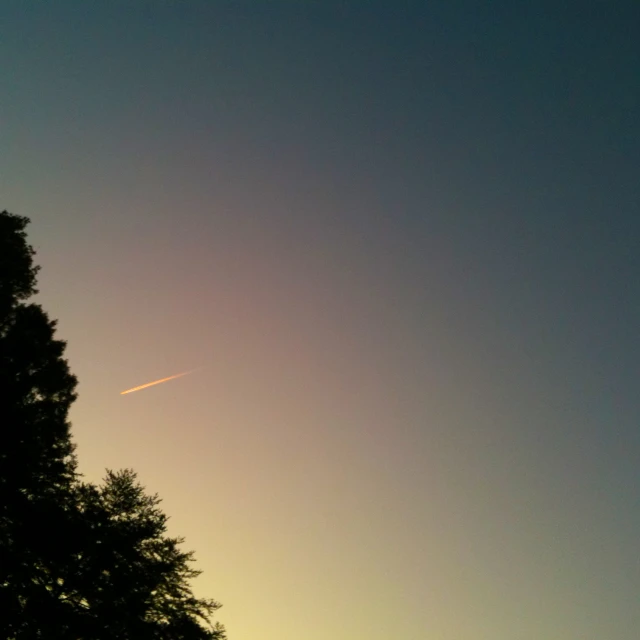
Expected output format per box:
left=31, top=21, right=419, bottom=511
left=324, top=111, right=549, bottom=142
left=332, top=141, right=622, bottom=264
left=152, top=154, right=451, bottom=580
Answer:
left=2, top=1, right=639, bottom=638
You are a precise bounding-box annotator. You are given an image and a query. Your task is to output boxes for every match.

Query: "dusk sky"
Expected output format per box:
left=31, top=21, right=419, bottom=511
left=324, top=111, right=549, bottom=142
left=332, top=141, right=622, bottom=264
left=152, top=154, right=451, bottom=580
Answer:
left=2, top=1, right=639, bottom=638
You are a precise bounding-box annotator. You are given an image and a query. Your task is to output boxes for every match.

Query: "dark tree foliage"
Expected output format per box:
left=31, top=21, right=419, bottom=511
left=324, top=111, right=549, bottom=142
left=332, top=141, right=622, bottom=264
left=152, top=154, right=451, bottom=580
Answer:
left=0, top=211, right=226, bottom=639
left=0, top=212, right=40, bottom=316
left=0, top=211, right=80, bottom=639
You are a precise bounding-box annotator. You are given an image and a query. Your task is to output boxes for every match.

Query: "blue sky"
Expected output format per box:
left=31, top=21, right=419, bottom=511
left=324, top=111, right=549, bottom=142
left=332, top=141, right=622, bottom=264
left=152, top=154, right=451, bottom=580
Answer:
left=2, top=2, right=639, bottom=638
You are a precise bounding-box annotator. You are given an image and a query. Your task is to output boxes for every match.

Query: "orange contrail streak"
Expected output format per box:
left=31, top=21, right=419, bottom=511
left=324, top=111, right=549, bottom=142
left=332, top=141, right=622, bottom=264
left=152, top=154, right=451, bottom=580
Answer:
left=120, top=369, right=197, bottom=395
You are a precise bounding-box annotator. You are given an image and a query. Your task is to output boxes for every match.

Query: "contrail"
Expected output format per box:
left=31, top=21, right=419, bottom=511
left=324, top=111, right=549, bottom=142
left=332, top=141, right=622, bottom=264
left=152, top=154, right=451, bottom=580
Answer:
left=120, top=368, right=200, bottom=395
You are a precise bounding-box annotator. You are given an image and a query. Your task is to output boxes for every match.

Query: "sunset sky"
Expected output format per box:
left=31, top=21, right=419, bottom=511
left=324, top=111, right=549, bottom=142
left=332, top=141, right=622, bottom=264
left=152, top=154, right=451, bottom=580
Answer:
left=2, top=2, right=639, bottom=638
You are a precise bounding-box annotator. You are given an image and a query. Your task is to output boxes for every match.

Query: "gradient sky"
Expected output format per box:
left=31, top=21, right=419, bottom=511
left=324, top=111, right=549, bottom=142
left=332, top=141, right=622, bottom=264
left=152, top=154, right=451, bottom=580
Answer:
left=2, top=2, right=639, bottom=638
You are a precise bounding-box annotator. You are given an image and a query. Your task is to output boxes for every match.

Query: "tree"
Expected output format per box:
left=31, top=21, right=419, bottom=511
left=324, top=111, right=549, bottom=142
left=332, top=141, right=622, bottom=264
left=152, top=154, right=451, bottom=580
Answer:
left=74, top=470, right=226, bottom=639
left=0, top=212, right=78, bottom=502
left=0, top=210, right=226, bottom=639
left=0, top=211, right=80, bottom=638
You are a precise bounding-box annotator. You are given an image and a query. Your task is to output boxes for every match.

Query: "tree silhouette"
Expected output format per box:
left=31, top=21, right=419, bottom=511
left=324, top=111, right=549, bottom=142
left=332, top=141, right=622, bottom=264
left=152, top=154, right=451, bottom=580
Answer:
left=0, top=210, right=226, bottom=639
left=1, top=211, right=79, bottom=638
